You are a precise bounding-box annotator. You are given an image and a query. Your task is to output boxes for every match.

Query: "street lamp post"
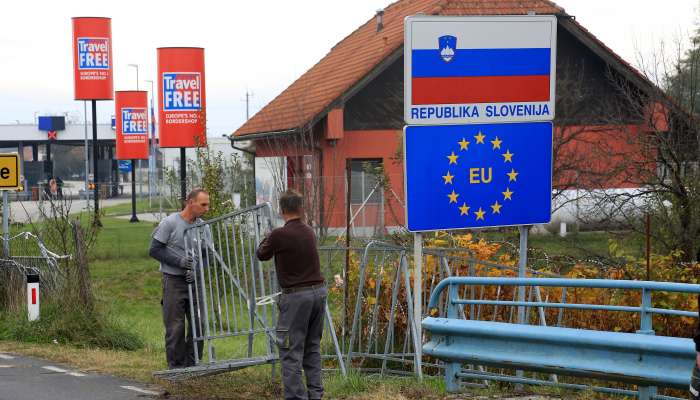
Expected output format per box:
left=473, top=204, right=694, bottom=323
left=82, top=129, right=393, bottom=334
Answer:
left=128, top=63, right=139, bottom=90
left=145, top=79, right=156, bottom=207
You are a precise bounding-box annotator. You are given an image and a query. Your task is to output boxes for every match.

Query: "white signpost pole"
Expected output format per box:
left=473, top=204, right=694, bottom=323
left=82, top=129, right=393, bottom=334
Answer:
left=413, top=231, right=423, bottom=378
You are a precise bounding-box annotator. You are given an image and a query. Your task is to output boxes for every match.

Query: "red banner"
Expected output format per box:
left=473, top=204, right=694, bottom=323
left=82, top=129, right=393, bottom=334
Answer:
left=72, top=17, right=113, bottom=100
left=157, top=47, right=207, bottom=148
left=115, top=91, right=149, bottom=160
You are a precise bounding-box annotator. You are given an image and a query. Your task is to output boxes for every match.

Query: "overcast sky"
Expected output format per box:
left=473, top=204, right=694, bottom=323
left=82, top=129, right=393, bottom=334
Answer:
left=0, top=0, right=697, bottom=135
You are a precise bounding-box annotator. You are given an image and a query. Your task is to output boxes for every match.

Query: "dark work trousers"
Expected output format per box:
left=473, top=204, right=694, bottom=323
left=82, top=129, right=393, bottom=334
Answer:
left=161, top=273, right=203, bottom=369
left=276, top=286, right=327, bottom=400
left=691, top=362, right=700, bottom=400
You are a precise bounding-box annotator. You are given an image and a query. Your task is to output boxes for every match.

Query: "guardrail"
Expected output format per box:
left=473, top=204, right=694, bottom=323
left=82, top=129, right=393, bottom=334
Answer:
left=424, top=277, right=700, bottom=399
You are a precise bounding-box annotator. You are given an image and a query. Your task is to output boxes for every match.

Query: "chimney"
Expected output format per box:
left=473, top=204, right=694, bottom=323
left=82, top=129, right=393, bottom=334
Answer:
left=376, top=9, right=384, bottom=32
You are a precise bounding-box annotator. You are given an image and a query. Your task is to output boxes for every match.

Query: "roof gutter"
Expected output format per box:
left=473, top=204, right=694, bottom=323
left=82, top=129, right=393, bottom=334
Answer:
left=228, top=128, right=300, bottom=143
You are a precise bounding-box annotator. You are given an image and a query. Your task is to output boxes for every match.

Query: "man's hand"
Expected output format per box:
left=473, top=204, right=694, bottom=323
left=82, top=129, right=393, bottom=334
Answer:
left=256, top=234, right=274, bottom=261
left=696, top=352, right=700, bottom=368
left=185, top=269, right=195, bottom=284
left=180, top=255, right=195, bottom=270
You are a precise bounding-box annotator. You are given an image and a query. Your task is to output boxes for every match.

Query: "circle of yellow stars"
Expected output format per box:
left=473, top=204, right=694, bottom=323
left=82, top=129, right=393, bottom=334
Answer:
left=442, top=130, right=518, bottom=222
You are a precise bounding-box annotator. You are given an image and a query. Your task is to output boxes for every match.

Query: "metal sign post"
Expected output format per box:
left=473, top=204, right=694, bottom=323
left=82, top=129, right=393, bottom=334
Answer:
left=0, top=154, right=20, bottom=257
left=2, top=191, right=8, bottom=258
left=403, top=15, right=557, bottom=382
left=413, top=232, right=423, bottom=378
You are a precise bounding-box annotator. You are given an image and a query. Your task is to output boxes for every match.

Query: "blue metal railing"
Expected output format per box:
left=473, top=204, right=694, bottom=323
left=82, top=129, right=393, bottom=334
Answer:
left=424, top=277, right=700, bottom=399
left=427, top=277, right=700, bottom=333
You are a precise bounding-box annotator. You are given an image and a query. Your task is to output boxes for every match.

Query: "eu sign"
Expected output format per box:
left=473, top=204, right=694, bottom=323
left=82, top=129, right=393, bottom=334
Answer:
left=404, top=122, right=552, bottom=231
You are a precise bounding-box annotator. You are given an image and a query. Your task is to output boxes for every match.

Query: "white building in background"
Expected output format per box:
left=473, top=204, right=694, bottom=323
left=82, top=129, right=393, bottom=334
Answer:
left=159, top=137, right=240, bottom=172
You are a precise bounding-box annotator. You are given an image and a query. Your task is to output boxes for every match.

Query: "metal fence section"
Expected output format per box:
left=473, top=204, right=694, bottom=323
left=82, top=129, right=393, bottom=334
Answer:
left=154, top=204, right=345, bottom=381
left=0, top=231, right=66, bottom=290
left=152, top=231, right=561, bottom=381
left=341, top=241, right=420, bottom=375
left=0, top=231, right=68, bottom=314
left=315, top=242, right=558, bottom=378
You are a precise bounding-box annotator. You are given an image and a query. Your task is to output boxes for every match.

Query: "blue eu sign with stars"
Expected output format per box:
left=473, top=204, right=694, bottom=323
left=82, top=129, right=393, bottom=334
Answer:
left=404, top=122, right=552, bottom=232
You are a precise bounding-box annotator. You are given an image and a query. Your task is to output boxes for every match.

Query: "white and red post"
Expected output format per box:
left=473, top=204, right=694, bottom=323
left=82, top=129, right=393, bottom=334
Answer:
left=26, top=273, right=39, bottom=321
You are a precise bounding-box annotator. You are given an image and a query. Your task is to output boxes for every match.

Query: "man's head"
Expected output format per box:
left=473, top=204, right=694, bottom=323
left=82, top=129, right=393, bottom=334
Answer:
left=279, top=189, right=303, bottom=219
left=184, top=188, right=210, bottom=218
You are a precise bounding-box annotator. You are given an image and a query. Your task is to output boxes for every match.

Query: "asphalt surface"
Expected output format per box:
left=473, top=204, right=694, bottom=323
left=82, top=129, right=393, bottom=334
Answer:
left=9, top=197, right=132, bottom=223
left=0, top=352, right=161, bottom=400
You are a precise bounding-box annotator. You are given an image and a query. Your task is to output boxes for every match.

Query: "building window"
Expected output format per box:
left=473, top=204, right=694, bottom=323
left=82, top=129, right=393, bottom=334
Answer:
left=350, top=159, right=382, bottom=204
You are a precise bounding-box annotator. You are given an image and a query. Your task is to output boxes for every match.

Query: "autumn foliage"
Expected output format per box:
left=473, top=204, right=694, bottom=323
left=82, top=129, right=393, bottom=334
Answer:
left=340, top=232, right=699, bottom=357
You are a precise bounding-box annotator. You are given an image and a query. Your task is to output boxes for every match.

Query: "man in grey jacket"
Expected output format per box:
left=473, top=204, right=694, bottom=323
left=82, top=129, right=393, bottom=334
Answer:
left=149, top=188, right=209, bottom=369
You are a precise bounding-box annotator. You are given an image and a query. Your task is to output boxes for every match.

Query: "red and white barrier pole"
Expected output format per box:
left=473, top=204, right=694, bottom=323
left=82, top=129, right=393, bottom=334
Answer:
left=26, top=274, right=39, bottom=321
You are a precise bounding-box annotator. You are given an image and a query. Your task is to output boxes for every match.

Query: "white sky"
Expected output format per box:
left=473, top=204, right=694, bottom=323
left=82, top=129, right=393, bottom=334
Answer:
left=0, top=0, right=697, bottom=135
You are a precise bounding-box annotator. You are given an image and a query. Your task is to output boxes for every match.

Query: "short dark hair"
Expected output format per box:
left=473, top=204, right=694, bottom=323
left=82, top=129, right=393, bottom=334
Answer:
left=279, top=189, right=303, bottom=215
left=186, top=188, right=208, bottom=202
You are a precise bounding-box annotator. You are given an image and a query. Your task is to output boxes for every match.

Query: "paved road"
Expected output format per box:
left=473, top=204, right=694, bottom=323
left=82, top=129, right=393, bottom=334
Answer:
left=8, top=198, right=132, bottom=223
left=0, top=352, right=161, bottom=400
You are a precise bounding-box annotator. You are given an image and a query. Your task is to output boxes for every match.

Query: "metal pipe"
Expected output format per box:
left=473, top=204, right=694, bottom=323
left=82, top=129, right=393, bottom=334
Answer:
left=428, top=277, right=700, bottom=309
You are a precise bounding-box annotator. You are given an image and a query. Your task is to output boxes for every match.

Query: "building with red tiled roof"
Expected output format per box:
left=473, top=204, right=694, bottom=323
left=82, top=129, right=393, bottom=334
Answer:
left=231, top=0, right=662, bottom=235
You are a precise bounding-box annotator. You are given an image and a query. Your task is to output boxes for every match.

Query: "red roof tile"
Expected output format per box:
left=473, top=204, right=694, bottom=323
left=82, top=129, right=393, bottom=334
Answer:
left=233, top=0, right=566, bottom=137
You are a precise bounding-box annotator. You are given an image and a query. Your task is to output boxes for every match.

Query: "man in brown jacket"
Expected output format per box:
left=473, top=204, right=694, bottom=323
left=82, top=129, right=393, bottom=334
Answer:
left=257, top=190, right=326, bottom=400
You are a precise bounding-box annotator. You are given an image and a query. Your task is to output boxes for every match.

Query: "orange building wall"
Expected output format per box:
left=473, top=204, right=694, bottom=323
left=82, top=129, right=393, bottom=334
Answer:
left=320, top=130, right=405, bottom=229
left=554, top=124, right=654, bottom=190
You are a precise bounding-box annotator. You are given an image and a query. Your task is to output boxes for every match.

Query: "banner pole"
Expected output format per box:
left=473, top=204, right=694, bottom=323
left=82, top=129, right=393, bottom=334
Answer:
left=130, top=159, right=139, bottom=222
left=84, top=100, right=90, bottom=209
left=180, top=147, right=186, bottom=208
left=92, top=100, right=101, bottom=225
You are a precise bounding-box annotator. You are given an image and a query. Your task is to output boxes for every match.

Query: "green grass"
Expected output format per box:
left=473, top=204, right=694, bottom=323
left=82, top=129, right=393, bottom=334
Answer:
left=101, top=197, right=177, bottom=217
left=92, top=218, right=159, bottom=260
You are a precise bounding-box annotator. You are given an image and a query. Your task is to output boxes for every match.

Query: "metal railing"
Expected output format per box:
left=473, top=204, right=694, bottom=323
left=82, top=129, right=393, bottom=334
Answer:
left=425, top=277, right=700, bottom=399
left=0, top=231, right=67, bottom=290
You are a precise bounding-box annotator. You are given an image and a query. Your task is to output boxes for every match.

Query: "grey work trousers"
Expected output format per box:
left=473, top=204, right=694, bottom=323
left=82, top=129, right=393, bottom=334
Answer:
left=276, top=286, right=327, bottom=400
left=161, top=273, right=203, bottom=369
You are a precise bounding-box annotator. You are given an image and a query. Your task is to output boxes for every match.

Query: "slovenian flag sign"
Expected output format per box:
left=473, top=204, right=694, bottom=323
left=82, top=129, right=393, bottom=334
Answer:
left=410, top=19, right=553, bottom=105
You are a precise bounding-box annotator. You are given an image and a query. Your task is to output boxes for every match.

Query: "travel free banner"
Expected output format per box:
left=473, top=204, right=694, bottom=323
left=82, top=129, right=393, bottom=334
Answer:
left=115, top=91, right=149, bottom=160
left=157, top=47, right=206, bottom=148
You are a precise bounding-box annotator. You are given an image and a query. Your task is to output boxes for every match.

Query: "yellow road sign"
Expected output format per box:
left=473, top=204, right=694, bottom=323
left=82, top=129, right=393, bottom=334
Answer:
left=0, top=154, right=20, bottom=190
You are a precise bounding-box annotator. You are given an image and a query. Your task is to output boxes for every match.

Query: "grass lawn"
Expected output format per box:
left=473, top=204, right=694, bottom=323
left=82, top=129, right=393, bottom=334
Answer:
left=101, top=197, right=178, bottom=217
left=0, top=217, right=639, bottom=399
